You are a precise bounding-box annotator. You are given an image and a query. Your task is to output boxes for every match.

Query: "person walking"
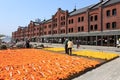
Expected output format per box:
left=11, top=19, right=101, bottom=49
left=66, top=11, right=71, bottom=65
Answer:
left=76, top=40, right=80, bottom=49
left=116, top=39, right=120, bottom=48
left=67, top=39, right=73, bottom=55
left=64, top=38, right=69, bottom=54
left=26, top=40, right=30, bottom=48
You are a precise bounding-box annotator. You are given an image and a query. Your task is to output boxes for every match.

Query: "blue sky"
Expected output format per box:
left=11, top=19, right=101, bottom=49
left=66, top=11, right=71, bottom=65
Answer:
left=0, top=0, right=100, bottom=36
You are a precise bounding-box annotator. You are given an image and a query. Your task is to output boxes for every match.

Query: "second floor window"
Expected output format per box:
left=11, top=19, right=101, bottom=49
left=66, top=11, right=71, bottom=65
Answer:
left=61, top=22, right=65, bottom=26
left=71, top=28, right=73, bottom=32
left=81, top=26, right=84, bottom=31
left=69, top=19, right=74, bottom=24
left=106, top=23, right=110, bottom=29
left=69, top=28, right=74, bottom=33
left=69, top=28, right=70, bottom=33
left=48, top=31, right=51, bottom=34
left=61, top=29, right=65, bottom=33
left=44, top=26, right=47, bottom=29
left=71, top=19, right=74, bottom=24
left=112, top=9, right=117, bottom=16
left=78, top=17, right=80, bottom=22
left=61, top=16, right=65, bottom=20
left=90, top=25, right=93, bottom=30
left=49, top=25, right=51, bottom=28
left=106, top=10, right=110, bottom=17
left=69, top=20, right=70, bottom=24
left=94, top=24, right=98, bottom=30
left=94, top=15, right=98, bottom=21
left=44, top=32, right=46, bottom=35
left=81, top=17, right=84, bottom=22
left=90, top=16, right=93, bottom=21
left=78, top=27, right=80, bottom=32
left=112, top=22, right=116, bottom=29
left=53, top=30, right=57, bottom=34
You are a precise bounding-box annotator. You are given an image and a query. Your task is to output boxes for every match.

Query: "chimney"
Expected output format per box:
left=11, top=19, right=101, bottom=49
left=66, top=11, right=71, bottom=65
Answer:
left=58, top=8, right=61, bottom=11
left=66, top=10, right=69, bottom=13
left=100, top=0, right=108, bottom=2
left=73, top=5, right=76, bottom=11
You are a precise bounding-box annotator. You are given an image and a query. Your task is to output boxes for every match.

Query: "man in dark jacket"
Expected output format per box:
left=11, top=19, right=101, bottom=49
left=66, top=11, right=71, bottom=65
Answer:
left=64, top=39, right=69, bottom=54
left=26, top=40, right=30, bottom=48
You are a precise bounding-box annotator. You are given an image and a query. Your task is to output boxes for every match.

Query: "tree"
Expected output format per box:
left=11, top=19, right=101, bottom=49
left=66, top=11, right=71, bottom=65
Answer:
left=0, top=34, right=5, bottom=38
left=0, top=34, right=5, bottom=43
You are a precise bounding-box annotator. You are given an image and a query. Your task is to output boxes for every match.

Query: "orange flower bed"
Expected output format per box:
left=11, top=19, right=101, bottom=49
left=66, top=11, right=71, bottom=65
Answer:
left=0, top=49, right=100, bottom=80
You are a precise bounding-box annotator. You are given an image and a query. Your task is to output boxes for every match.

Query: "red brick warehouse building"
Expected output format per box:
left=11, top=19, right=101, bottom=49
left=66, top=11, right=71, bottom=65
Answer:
left=12, top=0, right=120, bottom=47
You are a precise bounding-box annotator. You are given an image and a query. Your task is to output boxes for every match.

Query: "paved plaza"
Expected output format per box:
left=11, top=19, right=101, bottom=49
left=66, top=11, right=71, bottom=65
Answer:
left=32, top=42, right=120, bottom=80
left=33, top=42, right=120, bottom=54
left=73, top=57, right=120, bottom=80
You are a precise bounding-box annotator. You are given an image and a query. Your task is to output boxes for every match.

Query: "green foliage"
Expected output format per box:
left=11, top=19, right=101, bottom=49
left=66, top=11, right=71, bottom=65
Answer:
left=0, top=45, right=7, bottom=50
left=16, top=44, right=25, bottom=48
left=39, top=44, right=44, bottom=48
left=0, top=34, right=5, bottom=38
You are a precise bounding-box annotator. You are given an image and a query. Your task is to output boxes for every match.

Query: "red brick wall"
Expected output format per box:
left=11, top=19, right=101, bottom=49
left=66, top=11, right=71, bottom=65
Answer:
left=103, top=3, right=120, bottom=30
left=46, top=22, right=52, bottom=35
left=68, top=16, right=77, bottom=33
left=89, top=8, right=101, bottom=31
left=52, top=8, right=68, bottom=34
left=12, top=2, right=120, bottom=40
left=76, top=12, right=88, bottom=32
left=34, top=25, right=40, bottom=37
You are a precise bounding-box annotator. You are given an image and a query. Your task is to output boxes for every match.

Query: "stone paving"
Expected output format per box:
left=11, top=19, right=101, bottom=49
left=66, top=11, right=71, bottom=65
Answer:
left=31, top=42, right=120, bottom=54
left=73, top=57, right=120, bottom=80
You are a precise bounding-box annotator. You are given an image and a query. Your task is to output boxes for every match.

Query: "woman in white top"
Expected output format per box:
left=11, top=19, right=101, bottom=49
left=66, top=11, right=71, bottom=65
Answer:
left=67, top=39, right=73, bottom=55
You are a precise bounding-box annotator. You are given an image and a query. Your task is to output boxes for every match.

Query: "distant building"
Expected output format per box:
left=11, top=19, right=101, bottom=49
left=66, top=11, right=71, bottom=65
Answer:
left=12, top=0, right=120, bottom=46
left=2, top=36, right=11, bottom=42
left=35, top=18, right=41, bottom=23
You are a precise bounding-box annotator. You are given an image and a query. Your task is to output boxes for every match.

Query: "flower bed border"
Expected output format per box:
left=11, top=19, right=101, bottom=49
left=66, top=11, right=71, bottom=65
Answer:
left=63, top=56, right=119, bottom=80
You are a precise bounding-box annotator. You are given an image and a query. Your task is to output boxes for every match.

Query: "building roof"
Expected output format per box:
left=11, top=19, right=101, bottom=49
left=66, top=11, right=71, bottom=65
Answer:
left=69, top=0, right=120, bottom=16
left=40, top=19, right=46, bottom=24
left=39, top=0, right=120, bottom=23
left=45, top=19, right=52, bottom=23
left=91, top=1, right=103, bottom=9
left=104, top=0, right=120, bottom=6
left=69, top=5, right=94, bottom=16
left=91, top=0, right=120, bottom=9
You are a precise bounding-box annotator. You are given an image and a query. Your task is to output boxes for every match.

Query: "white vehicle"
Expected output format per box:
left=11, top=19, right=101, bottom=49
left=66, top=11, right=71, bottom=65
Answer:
left=116, top=39, right=120, bottom=48
left=117, top=44, right=120, bottom=48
